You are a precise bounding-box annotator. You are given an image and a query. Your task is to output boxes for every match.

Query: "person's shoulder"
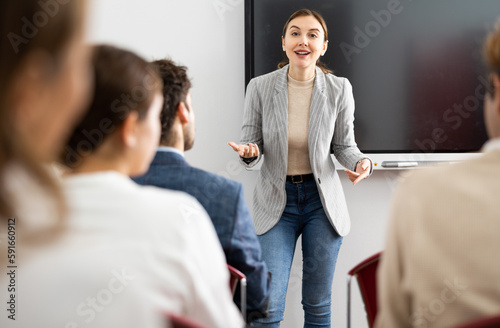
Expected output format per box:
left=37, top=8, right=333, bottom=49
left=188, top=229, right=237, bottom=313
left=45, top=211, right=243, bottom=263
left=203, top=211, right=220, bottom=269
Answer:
left=323, top=71, right=344, bottom=82
left=135, top=185, right=215, bottom=240
left=440, top=152, right=497, bottom=185
left=323, top=72, right=350, bottom=90
left=175, top=164, right=240, bottom=188
left=189, top=166, right=243, bottom=197
left=137, top=183, right=199, bottom=204
left=252, top=67, right=283, bottom=81
left=249, top=66, right=286, bottom=88
left=132, top=183, right=205, bottom=219
left=394, top=155, right=487, bottom=197
left=198, top=167, right=241, bottom=186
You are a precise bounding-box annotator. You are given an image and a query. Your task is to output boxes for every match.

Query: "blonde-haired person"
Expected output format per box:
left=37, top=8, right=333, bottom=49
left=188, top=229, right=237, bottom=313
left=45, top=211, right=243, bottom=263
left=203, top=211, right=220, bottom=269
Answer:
left=0, top=1, right=91, bottom=225
left=375, top=21, right=500, bottom=328
left=229, top=9, right=371, bottom=327
left=0, top=1, right=161, bottom=327
left=0, top=0, right=111, bottom=327
left=0, top=2, right=235, bottom=327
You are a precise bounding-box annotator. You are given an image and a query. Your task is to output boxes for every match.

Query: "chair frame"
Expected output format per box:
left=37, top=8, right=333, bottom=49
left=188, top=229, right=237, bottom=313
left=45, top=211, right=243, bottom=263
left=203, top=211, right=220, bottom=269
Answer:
left=347, top=252, right=382, bottom=328
left=227, top=264, right=247, bottom=321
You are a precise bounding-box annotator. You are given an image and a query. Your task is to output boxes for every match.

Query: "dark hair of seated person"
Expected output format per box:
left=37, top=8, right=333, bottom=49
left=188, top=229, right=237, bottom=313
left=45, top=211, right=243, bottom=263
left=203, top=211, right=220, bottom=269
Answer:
left=62, top=44, right=162, bottom=168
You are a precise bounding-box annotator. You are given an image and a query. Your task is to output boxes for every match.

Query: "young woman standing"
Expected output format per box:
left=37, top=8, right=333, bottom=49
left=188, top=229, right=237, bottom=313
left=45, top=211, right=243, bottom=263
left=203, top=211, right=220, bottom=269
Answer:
left=229, top=9, right=371, bottom=327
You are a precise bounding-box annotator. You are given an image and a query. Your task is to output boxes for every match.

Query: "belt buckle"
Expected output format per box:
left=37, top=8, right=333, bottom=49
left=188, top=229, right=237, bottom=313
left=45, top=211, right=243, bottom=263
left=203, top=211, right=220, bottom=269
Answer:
left=291, top=175, right=303, bottom=184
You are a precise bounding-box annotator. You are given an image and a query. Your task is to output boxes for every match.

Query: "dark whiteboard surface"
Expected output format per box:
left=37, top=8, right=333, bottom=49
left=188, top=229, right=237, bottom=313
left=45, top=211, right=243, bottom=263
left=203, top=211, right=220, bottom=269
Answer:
left=246, top=0, right=498, bottom=153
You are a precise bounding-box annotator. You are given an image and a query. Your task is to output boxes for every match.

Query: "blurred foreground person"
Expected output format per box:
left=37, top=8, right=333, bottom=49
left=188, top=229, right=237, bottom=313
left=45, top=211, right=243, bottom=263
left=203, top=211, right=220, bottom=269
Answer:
left=376, top=20, right=500, bottom=328
left=0, top=0, right=101, bottom=327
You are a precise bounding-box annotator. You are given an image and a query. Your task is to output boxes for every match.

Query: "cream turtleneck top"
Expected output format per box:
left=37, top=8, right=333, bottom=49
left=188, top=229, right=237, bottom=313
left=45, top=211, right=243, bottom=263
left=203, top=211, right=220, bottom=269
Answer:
left=286, top=74, right=315, bottom=175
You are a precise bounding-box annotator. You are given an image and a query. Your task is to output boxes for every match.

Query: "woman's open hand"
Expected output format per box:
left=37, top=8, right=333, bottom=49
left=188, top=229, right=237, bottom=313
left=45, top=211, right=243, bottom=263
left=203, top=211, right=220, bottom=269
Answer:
left=345, top=159, right=371, bottom=185
left=228, top=142, right=260, bottom=158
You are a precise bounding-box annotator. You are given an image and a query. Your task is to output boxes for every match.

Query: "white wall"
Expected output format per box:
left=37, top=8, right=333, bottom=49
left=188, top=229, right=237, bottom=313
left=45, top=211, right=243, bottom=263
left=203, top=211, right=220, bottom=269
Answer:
left=87, top=1, right=403, bottom=327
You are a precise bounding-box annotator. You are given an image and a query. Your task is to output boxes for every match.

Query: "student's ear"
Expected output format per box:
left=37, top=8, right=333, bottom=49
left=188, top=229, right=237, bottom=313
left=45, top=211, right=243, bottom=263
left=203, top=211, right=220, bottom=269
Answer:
left=176, top=102, right=190, bottom=124
left=120, top=111, right=140, bottom=148
left=282, top=36, right=286, bottom=51
left=322, top=40, right=329, bottom=56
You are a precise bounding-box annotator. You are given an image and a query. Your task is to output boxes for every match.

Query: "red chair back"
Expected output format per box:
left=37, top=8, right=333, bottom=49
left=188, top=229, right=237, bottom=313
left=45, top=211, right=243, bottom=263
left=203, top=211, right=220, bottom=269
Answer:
left=165, top=312, right=208, bottom=328
left=347, top=252, right=382, bottom=328
left=227, top=264, right=247, bottom=321
left=228, top=264, right=245, bottom=294
left=454, top=315, right=500, bottom=328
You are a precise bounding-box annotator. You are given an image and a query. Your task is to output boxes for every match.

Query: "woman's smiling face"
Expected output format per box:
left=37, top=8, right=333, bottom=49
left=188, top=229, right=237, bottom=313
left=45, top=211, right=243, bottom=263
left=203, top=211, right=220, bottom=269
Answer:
left=282, top=15, right=328, bottom=72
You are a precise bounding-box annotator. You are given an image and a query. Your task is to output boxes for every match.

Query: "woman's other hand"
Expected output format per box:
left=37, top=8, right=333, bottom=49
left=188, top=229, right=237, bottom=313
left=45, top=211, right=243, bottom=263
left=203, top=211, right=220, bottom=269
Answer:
left=228, top=142, right=260, bottom=158
left=345, top=159, right=371, bottom=185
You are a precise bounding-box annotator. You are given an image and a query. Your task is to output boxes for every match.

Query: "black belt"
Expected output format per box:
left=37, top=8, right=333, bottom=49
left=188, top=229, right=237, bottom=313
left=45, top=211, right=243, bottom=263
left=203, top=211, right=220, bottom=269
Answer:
left=286, top=173, right=315, bottom=184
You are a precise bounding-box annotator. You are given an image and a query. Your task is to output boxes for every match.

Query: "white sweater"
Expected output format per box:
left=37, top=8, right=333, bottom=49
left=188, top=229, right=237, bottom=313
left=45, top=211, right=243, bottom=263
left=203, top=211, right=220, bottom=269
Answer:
left=0, top=171, right=243, bottom=328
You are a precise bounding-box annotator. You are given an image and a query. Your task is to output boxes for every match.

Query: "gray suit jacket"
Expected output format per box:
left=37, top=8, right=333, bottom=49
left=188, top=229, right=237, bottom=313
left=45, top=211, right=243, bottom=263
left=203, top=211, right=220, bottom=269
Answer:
left=240, top=65, right=369, bottom=236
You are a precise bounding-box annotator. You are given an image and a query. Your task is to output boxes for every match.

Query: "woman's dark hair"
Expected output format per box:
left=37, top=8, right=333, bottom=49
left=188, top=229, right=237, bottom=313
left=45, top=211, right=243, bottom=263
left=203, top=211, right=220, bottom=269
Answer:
left=152, top=59, right=192, bottom=145
left=0, top=0, right=87, bottom=219
left=63, top=45, right=162, bottom=168
left=278, top=9, right=333, bottom=74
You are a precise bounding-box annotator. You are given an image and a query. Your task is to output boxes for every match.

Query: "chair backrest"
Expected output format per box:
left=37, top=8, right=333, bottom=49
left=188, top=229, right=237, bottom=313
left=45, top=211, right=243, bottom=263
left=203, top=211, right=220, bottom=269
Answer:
left=453, top=315, right=500, bottom=328
left=165, top=312, right=208, bottom=328
left=228, top=264, right=245, bottom=294
left=347, top=252, right=382, bottom=328
left=227, top=264, right=247, bottom=321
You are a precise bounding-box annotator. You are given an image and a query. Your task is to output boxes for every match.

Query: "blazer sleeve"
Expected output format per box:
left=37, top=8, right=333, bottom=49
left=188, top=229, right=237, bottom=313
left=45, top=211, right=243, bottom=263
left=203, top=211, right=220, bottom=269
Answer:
left=239, top=79, right=263, bottom=168
left=330, top=78, right=371, bottom=172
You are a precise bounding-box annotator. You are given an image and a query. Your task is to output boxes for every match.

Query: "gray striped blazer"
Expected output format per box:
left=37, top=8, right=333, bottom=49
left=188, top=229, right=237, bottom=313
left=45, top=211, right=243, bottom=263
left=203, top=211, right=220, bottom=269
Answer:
left=239, top=65, right=369, bottom=236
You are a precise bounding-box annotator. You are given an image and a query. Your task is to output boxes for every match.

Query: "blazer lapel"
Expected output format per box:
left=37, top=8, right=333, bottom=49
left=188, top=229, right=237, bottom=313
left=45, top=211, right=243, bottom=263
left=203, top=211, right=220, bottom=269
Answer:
left=273, top=66, right=289, bottom=164
left=308, top=66, right=328, bottom=163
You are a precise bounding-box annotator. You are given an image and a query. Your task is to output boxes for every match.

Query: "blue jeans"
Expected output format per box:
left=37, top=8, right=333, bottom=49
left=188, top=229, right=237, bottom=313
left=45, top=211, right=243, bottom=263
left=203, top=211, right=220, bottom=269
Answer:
left=252, top=180, right=343, bottom=328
